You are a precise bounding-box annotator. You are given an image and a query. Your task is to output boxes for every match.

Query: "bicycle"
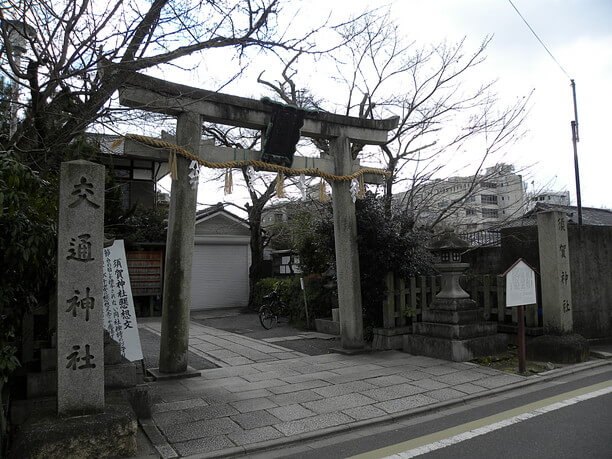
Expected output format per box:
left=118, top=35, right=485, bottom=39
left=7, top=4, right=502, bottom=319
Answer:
left=258, top=285, right=287, bottom=329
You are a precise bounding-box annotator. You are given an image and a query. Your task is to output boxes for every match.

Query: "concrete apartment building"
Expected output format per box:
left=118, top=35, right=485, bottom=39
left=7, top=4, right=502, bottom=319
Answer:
left=398, top=163, right=526, bottom=232
left=528, top=190, right=571, bottom=210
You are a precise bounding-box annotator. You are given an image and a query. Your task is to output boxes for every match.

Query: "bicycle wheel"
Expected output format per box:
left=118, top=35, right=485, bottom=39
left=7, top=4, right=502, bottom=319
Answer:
left=259, top=305, right=277, bottom=329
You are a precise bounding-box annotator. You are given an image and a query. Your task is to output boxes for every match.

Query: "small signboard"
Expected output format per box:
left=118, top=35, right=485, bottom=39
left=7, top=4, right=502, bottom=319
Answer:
left=126, top=250, right=163, bottom=296
left=102, top=240, right=143, bottom=362
left=504, top=258, right=537, bottom=308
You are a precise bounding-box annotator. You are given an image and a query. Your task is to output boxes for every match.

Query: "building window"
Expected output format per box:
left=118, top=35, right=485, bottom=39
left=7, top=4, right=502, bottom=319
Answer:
left=482, top=208, right=499, bottom=218
left=481, top=195, right=498, bottom=204
left=482, top=181, right=497, bottom=188
left=466, top=196, right=476, bottom=203
left=466, top=209, right=476, bottom=216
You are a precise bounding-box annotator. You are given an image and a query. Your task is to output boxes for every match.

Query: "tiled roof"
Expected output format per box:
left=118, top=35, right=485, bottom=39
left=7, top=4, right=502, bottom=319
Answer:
left=504, top=203, right=612, bottom=227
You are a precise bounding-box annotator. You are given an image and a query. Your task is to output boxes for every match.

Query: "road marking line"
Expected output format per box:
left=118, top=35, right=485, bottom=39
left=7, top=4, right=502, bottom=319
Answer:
left=351, top=380, right=612, bottom=459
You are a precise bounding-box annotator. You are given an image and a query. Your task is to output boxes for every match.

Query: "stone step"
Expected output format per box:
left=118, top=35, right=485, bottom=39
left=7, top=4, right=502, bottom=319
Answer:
left=403, top=333, right=508, bottom=362
left=314, top=318, right=340, bottom=335
left=422, top=308, right=484, bottom=325
left=413, top=322, right=498, bottom=340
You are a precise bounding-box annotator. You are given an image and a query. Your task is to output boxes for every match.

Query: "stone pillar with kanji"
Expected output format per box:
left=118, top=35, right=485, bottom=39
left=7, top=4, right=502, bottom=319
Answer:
left=537, top=210, right=573, bottom=333
left=56, top=160, right=105, bottom=416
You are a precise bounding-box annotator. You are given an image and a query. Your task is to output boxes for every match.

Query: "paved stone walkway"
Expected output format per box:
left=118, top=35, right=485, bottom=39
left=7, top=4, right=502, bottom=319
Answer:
left=138, top=320, right=528, bottom=458
left=139, top=321, right=305, bottom=368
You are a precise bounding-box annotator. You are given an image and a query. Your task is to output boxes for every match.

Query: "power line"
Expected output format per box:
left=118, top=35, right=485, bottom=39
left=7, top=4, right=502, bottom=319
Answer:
left=507, top=0, right=571, bottom=79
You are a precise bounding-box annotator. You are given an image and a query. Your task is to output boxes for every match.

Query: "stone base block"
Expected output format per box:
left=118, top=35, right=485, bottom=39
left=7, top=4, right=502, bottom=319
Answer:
left=429, top=297, right=478, bottom=311
left=330, top=347, right=368, bottom=355
left=314, top=318, right=340, bottom=335
left=372, top=326, right=413, bottom=350
left=27, top=363, right=140, bottom=398
left=413, top=322, right=497, bottom=340
left=403, top=333, right=508, bottom=362
left=146, top=366, right=201, bottom=381
left=497, top=323, right=544, bottom=336
left=9, top=400, right=137, bottom=458
left=422, top=308, right=483, bottom=325
left=106, top=363, right=139, bottom=388
left=526, top=334, right=589, bottom=364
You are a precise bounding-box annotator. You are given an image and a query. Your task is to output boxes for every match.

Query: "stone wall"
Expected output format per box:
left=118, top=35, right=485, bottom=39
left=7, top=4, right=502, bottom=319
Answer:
left=568, top=225, right=612, bottom=339
left=501, top=224, right=612, bottom=339
left=500, top=226, right=540, bottom=272
left=464, top=246, right=503, bottom=275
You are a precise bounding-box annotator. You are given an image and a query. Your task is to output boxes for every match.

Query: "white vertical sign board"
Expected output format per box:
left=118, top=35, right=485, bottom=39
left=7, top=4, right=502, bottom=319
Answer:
left=102, top=240, right=143, bottom=361
left=505, top=259, right=537, bottom=308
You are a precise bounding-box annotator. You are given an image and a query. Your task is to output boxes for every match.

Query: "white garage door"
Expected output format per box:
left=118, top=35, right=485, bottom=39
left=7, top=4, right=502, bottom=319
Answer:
left=190, top=243, right=249, bottom=310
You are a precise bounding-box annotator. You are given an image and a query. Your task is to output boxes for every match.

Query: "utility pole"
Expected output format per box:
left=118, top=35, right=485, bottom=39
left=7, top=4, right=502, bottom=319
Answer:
left=570, top=79, right=582, bottom=225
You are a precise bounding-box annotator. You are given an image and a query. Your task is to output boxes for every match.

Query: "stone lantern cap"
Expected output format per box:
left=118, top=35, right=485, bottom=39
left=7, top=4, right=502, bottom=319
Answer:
left=427, top=231, right=469, bottom=264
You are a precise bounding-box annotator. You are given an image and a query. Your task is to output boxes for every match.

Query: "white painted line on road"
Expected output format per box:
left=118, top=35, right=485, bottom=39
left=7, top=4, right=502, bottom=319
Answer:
left=385, top=385, right=612, bottom=459
left=351, top=380, right=612, bottom=459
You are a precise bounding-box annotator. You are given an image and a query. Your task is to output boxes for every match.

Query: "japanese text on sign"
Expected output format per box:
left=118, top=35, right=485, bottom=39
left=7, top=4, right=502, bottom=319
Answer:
left=102, top=240, right=143, bottom=362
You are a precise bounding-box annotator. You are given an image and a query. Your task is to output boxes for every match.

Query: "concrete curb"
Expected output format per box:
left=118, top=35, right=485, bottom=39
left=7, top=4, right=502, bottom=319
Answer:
left=178, top=359, right=611, bottom=459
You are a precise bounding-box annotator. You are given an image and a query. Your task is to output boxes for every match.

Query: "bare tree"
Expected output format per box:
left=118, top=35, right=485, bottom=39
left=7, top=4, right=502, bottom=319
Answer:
left=258, top=11, right=531, bottom=229
left=334, top=13, right=530, bottom=219
left=0, top=0, right=340, bottom=172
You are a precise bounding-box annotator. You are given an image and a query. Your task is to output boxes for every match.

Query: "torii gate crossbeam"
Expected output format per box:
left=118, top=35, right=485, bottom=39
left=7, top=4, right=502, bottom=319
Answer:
left=119, top=73, right=398, bottom=375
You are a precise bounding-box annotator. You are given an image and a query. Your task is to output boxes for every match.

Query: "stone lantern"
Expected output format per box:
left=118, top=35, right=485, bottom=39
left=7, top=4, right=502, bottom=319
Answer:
left=428, top=232, right=470, bottom=300
left=403, top=231, right=507, bottom=361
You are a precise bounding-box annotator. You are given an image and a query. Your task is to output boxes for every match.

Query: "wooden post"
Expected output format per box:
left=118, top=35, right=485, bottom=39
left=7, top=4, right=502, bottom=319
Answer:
left=497, top=275, right=505, bottom=323
left=483, top=275, right=491, bottom=320
left=398, top=278, right=407, bottom=327
left=159, top=112, right=201, bottom=374
left=429, top=275, right=437, bottom=301
left=383, top=272, right=395, bottom=329
left=409, top=277, right=417, bottom=317
left=420, top=276, right=427, bottom=311
left=518, top=305, right=526, bottom=373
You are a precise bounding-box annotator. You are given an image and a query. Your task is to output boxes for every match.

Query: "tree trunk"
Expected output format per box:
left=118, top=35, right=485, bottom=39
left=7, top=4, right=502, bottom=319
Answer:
left=247, top=204, right=266, bottom=308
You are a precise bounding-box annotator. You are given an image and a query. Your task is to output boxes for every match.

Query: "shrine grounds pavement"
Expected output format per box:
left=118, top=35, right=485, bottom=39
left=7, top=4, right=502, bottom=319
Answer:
left=135, top=316, right=612, bottom=458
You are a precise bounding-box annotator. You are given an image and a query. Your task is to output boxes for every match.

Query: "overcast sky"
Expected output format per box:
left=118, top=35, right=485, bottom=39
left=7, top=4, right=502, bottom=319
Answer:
left=383, top=0, right=612, bottom=209
left=157, top=0, right=611, bottom=210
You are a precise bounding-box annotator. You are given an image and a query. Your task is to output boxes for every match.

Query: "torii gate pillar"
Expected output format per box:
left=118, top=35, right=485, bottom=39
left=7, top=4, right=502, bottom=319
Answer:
left=119, top=73, right=399, bottom=361
left=158, top=112, right=201, bottom=375
left=330, top=136, right=364, bottom=350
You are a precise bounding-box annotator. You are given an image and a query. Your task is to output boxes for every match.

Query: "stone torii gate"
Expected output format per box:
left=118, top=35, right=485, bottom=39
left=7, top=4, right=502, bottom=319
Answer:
left=119, top=73, right=398, bottom=375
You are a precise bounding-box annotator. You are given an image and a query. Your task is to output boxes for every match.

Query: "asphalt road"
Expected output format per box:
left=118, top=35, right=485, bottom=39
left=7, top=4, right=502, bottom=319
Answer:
left=250, top=365, right=612, bottom=459
left=421, top=391, right=611, bottom=459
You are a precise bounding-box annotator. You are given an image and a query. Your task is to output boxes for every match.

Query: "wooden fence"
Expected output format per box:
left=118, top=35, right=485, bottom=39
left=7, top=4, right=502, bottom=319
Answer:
left=383, top=273, right=540, bottom=330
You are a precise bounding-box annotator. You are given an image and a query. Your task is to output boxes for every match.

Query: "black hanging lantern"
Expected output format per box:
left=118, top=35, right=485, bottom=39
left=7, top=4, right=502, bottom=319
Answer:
left=260, top=97, right=306, bottom=168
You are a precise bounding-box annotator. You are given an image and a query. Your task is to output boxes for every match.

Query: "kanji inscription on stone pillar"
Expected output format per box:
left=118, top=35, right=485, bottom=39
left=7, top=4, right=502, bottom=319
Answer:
left=537, top=210, right=573, bottom=334
left=57, top=160, right=105, bottom=416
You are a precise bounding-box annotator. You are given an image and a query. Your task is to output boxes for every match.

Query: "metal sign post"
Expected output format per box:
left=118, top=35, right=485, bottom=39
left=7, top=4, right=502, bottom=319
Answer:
left=503, top=258, right=538, bottom=373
